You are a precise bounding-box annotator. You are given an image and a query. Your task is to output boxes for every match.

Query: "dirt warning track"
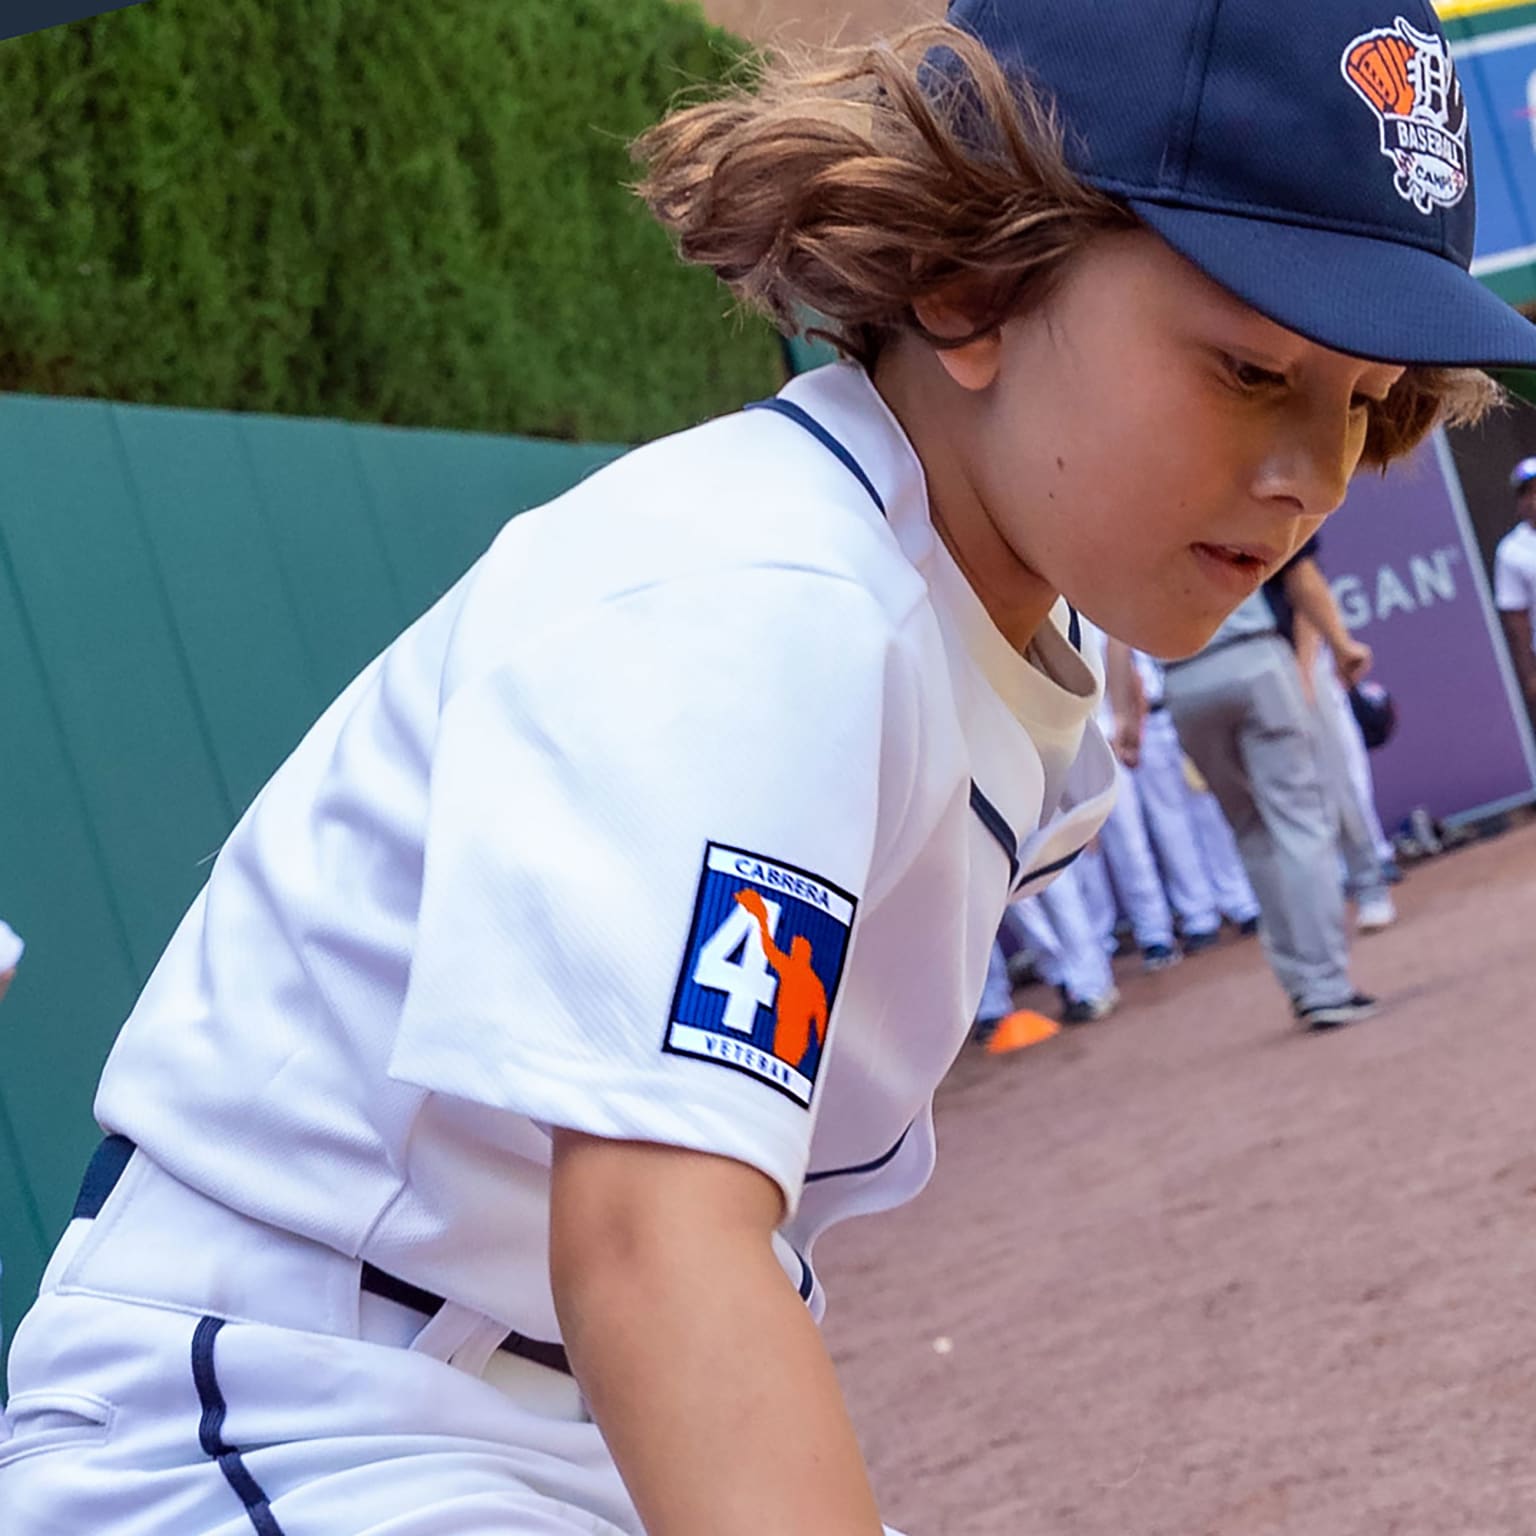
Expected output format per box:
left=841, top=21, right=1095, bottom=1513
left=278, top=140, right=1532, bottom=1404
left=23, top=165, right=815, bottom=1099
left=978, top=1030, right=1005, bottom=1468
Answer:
left=819, top=819, right=1536, bottom=1535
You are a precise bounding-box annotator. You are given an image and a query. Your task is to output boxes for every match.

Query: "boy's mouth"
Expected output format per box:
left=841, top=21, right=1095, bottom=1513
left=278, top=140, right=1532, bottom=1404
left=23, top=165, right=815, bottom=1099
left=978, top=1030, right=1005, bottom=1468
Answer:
left=1189, top=541, right=1276, bottom=593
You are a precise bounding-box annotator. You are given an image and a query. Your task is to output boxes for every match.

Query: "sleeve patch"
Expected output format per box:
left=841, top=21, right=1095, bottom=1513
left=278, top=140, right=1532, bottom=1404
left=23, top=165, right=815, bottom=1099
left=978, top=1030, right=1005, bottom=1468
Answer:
left=664, top=843, right=857, bottom=1109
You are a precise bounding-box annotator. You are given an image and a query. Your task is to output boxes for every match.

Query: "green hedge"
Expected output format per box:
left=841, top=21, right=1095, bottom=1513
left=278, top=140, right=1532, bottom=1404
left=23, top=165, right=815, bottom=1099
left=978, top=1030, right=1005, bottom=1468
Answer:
left=0, top=0, right=782, bottom=441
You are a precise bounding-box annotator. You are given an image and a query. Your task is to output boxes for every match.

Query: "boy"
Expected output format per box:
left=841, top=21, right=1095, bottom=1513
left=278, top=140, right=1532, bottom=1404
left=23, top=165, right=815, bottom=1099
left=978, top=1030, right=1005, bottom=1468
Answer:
left=3, top=3, right=1528, bottom=1533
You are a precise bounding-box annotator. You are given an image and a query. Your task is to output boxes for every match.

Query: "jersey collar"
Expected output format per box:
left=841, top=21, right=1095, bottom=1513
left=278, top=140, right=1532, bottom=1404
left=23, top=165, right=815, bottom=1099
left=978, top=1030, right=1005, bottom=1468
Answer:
left=776, top=363, right=1099, bottom=735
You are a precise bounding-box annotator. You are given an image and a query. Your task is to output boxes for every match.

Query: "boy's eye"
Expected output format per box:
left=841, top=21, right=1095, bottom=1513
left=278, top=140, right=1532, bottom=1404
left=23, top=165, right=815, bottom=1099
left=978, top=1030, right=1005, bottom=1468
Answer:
left=1223, top=354, right=1286, bottom=393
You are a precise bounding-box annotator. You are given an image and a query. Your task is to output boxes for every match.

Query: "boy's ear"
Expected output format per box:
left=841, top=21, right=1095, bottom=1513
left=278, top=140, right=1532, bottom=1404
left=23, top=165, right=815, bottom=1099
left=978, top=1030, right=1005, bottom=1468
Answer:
left=912, top=290, right=1002, bottom=392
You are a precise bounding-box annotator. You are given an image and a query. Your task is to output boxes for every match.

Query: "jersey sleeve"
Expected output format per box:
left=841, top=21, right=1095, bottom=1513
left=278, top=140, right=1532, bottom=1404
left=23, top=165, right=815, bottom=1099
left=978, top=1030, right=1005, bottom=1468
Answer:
left=1493, top=546, right=1530, bottom=614
left=388, top=564, right=925, bottom=1213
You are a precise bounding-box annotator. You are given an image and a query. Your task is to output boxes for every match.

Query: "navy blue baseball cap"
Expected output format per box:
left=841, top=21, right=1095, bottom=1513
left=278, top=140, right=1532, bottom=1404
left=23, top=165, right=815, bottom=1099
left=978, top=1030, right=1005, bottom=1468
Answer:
left=946, top=0, right=1536, bottom=374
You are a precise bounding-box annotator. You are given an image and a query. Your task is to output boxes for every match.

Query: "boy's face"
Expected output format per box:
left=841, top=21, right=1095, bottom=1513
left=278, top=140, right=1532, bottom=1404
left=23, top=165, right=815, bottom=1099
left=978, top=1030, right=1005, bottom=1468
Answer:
left=1519, top=483, right=1536, bottom=527
left=938, top=230, right=1405, bottom=658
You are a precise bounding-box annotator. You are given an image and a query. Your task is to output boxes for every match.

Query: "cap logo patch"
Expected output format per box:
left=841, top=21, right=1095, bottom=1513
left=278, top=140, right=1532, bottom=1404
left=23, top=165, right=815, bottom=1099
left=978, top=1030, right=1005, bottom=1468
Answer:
left=1342, top=18, right=1468, bottom=215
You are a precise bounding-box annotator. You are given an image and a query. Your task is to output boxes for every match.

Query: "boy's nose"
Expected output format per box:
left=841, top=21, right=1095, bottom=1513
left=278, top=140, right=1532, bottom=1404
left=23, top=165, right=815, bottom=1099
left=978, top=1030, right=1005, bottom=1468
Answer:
left=1252, top=411, right=1361, bottom=522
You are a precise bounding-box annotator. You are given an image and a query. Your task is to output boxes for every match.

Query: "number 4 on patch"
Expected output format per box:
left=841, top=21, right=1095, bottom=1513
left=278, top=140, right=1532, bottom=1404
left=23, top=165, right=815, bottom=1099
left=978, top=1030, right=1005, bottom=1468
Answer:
left=691, top=897, right=782, bottom=1033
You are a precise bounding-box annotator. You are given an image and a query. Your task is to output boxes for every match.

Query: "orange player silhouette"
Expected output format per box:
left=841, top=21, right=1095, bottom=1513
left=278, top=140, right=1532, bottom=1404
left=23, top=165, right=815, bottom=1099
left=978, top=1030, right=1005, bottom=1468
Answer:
left=734, top=888, right=828, bottom=1070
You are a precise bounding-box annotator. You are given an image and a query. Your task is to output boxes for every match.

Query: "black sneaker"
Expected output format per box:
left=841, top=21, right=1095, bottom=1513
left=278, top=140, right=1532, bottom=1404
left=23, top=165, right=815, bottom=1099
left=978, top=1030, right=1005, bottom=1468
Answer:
left=1182, top=928, right=1221, bottom=955
left=1294, top=992, right=1378, bottom=1030
left=1060, top=987, right=1120, bottom=1026
left=1141, top=943, right=1180, bottom=972
left=1236, top=916, right=1261, bottom=937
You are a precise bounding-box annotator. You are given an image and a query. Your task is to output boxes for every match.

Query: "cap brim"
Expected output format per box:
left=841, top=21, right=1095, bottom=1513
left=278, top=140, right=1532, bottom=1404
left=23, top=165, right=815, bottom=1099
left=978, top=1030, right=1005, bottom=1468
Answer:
left=1130, top=200, right=1536, bottom=373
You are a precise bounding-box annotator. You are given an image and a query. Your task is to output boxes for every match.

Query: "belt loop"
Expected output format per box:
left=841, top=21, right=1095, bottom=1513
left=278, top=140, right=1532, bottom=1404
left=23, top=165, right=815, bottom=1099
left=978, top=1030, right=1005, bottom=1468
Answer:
left=447, top=1313, right=517, bottom=1379
left=403, top=1300, right=485, bottom=1366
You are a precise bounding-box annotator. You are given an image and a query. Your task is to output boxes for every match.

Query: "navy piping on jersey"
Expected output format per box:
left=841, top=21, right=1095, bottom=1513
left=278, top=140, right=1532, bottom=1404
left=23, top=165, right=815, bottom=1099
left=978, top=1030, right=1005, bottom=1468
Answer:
left=191, top=1317, right=287, bottom=1536
left=750, top=399, right=1090, bottom=903
left=72, top=1132, right=134, bottom=1219
left=970, top=784, right=1089, bottom=895
left=744, top=397, right=1082, bottom=659
left=745, top=398, right=887, bottom=517
left=805, top=1123, right=912, bottom=1185
left=795, top=1252, right=815, bottom=1303
left=968, top=782, right=1021, bottom=886
left=1016, top=844, right=1087, bottom=892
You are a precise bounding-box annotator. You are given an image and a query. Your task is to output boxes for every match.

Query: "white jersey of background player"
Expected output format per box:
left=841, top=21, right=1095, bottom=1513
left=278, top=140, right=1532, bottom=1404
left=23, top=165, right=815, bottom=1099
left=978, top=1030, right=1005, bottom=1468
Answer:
left=1495, top=457, right=1536, bottom=712
left=2, top=0, right=1515, bottom=1529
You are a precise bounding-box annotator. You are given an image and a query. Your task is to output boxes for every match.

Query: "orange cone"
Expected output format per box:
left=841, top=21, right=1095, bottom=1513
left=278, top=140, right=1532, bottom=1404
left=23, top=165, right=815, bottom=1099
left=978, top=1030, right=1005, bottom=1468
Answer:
left=985, top=1008, right=1060, bottom=1054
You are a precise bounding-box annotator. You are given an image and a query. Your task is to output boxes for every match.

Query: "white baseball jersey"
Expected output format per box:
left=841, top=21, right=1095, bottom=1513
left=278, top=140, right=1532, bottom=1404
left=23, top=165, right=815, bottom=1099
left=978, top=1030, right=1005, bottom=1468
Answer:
left=93, top=362, right=1115, bottom=1345
left=1493, top=521, right=1536, bottom=652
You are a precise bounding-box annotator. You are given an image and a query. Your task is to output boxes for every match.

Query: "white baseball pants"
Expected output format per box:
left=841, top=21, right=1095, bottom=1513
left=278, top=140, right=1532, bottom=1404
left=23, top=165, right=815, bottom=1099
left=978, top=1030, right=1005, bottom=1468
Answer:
left=1009, top=865, right=1114, bottom=1004
left=1086, top=763, right=1175, bottom=951
left=1136, top=710, right=1259, bottom=929
left=1, top=1154, right=908, bottom=1536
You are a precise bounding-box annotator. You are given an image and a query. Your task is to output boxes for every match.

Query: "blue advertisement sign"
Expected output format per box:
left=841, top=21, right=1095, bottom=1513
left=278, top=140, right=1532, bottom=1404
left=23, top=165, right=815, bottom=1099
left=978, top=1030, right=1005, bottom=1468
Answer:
left=1455, top=23, right=1536, bottom=276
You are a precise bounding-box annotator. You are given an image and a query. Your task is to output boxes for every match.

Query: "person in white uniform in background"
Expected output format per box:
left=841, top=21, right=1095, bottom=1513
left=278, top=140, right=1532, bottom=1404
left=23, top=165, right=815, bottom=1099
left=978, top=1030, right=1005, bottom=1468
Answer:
left=1013, top=872, right=1121, bottom=1024
left=1129, top=653, right=1262, bottom=943
left=1, top=4, right=1514, bottom=1534
left=974, top=876, right=1119, bottom=1040
left=1495, top=456, right=1536, bottom=714
left=1077, top=619, right=1181, bottom=969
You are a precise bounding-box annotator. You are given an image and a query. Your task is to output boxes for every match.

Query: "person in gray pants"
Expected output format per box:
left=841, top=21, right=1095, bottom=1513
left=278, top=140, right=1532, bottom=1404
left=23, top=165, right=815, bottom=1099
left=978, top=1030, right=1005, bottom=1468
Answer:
left=1263, top=536, right=1398, bottom=931
left=1162, top=588, right=1376, bottom=1029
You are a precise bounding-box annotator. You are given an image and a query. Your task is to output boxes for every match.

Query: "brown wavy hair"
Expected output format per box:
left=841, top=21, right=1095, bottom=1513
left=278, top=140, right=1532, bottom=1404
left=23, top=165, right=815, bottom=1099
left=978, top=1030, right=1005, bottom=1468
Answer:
left=634, top=22, right=1498, bottom=467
